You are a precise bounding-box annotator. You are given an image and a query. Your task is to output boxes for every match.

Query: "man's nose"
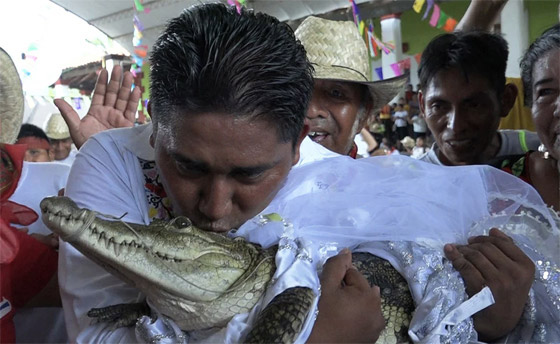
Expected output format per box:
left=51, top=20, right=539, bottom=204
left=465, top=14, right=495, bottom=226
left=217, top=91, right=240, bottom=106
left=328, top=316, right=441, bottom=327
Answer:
left=306, top=97, right=328, bottom=120
left=198, top=176, right=233, bottom=221
left=446, top=108, right=468, bottom=133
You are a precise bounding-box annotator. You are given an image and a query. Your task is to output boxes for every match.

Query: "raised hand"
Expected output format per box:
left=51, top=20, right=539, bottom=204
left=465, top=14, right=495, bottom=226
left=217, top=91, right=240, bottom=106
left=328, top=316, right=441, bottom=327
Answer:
left=307, top=248, right=385, bottom=343
left=444, top=228, right=535, bottom=341
left=53, top=65, right=141, bottom=149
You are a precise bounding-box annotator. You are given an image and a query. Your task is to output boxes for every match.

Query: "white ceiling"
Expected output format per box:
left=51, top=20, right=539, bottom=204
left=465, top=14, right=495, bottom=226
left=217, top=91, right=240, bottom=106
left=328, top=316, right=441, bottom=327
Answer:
left=51, top=0, right=414, bottom=54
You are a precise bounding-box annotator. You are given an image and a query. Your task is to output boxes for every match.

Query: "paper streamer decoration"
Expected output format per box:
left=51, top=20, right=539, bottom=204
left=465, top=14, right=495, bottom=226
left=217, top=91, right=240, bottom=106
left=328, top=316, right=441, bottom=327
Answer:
left=413, top=0, right=426, bottom=13
left=390, top=63, right=402, bottom=76
left=399, top=58, right=411, bottom=70
left=375, top=67, right=383, bottom=80
left=423, top=0, right=435, bottom=20
left=227, top=0, right=246, bottom=14
left=133, top=0, right=150, bottom=13
left=349, top=0, right=395, bottom=58
left=442, top=17, right=458, bottom=32
left=414, top=52, right=422, bottom=65
left=429, top=4, right=441, bottom=27
left=437, top=10, right=449, bottom=29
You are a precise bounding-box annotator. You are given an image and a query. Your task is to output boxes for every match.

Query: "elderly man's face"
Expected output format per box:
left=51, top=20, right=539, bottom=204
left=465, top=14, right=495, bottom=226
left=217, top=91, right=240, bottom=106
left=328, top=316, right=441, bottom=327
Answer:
left=531, top=49, right=560, bottom=160
left=305, top=80, right=369, bottom=155
left=50, top=137, right=73, bottom=161
left=153, top=112, right=304, bottom=233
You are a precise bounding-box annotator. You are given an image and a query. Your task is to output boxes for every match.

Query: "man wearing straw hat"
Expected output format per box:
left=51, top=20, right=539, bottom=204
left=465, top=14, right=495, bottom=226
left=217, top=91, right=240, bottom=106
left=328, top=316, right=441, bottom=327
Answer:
left=45, top=112, right=78, bottom=165
left=295, top=16, right=407, bottom=157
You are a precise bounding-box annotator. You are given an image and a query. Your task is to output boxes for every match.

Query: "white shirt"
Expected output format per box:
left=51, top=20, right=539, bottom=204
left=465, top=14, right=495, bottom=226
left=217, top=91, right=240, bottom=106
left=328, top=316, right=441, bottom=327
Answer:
left=419, top=130, right=541, bottom=165
left=392, top=111, right=408, bottom=127
left=411, top=116, right=427, bottom=133
left=10, top=161, right=70, bottom=235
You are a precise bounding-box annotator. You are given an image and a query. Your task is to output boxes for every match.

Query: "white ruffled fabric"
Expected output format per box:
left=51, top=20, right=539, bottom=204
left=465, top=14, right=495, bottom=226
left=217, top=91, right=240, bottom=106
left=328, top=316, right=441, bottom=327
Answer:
left=135, top=155, right=560, bottom=343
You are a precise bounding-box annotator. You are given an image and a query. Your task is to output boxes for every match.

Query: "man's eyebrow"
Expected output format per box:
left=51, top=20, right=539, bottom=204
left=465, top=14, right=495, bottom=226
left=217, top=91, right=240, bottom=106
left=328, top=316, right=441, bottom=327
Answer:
left=171, top=153, right=209, bottom=171
left=230, top=160, right=279, bottom=176
left=534, top=78, right=555, bottom=88
left=425, top=95, right=448, bottom=103
left=171, top=152, right=280, bottom=175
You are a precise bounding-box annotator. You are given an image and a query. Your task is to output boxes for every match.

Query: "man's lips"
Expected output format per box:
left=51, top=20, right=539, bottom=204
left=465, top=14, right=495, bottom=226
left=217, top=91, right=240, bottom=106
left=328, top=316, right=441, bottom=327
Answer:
left=444, top=138, right=473, bottom=148
left=308, top=131, right=329, bottom=143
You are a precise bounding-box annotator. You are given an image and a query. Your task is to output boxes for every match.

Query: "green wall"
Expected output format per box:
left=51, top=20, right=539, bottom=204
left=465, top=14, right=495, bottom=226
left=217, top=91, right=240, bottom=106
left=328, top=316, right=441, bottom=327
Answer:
left=526, top=0, right=559, bottom=42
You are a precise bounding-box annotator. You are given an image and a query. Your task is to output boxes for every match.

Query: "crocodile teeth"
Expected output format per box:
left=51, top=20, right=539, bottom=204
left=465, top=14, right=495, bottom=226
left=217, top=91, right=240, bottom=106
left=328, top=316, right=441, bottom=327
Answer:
left=113, top=240, right=120, bottom=257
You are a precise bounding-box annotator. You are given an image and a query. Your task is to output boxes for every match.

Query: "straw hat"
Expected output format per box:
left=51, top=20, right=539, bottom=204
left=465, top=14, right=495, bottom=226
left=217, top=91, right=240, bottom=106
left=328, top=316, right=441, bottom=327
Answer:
left=400, top=136, right=415, bottom=149
left=295, top=16, right=407, bottom=112
left=45, top=113, right=70, bottom=140
left=0, top=47, right=24, bottom=144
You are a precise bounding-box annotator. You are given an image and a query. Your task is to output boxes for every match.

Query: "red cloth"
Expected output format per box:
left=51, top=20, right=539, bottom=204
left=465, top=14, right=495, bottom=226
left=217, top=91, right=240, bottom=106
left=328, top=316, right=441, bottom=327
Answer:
left=0, top=144, right=58, bottom=343
left=348, top=142, right=358, bottom=159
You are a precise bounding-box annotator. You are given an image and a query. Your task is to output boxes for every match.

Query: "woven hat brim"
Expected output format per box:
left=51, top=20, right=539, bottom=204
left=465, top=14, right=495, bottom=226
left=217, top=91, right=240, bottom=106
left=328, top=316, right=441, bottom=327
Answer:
left=313, top=64, right=408, bottom=112
left=47, top=132, right=71, bottom=140
left=0, top=48, right=24, bottom=144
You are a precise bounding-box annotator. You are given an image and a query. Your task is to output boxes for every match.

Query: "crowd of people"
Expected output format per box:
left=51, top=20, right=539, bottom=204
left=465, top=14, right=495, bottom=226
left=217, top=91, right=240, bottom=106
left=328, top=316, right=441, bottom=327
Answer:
left=1, top=0, right=559, bottom=342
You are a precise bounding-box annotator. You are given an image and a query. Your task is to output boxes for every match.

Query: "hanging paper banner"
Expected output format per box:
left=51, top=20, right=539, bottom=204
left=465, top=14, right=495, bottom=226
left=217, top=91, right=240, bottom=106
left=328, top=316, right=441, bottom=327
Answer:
left=413, top=0, right=426, bottom=13
left=414, top=52, right=422, bottom=65
left=442, top=17, right=458, bottom=32
left=134, top=0, right=144, bottom=11
left=423, top=0, right=435, bottom=20
left=368, top=31, right=379, bottom=58
left=429, top=4, right=441, bottom=27
left=437, top=10, right=449, bottom=29
left=133, top=0, right=150, bottom=13
left=375, top=67, right=383, bottom=80
left=390, top=63, right=402, bottom=76
left=350, top=0, right=360, bottom=26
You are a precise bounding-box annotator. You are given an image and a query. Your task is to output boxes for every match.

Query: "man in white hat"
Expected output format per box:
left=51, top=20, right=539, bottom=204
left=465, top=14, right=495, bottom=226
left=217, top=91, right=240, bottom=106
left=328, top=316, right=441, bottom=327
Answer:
left=295, top=16, right=406, bottom=157
left=45, top=112, right=77, bottom=165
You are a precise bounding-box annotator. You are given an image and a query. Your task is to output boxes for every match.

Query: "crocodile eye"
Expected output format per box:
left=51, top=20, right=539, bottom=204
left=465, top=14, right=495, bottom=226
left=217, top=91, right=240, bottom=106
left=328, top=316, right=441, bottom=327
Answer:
left=172, top=217, right=192, bottom=228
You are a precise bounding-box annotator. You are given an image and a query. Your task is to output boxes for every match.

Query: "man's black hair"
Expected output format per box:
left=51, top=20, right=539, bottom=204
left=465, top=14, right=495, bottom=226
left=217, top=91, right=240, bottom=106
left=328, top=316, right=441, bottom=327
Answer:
left=17, top=123, right=50, bottom=143
left=418, top=31, right=508, bottom=96
left=149, top=3, right=313, bottom=144
left=520, top=24, right=560, bottom=106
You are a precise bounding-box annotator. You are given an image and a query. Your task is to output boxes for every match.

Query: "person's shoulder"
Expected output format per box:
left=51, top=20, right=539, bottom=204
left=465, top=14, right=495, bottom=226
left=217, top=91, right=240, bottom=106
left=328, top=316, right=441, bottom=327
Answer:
left=498, top=129, right=541, bottom=155
left=82, top=123, right=153, bottom=161
left=90, top=123, right=150, bottom=145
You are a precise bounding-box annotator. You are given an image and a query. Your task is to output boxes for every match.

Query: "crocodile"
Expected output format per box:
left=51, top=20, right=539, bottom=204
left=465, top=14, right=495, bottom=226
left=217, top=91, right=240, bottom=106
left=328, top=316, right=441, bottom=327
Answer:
left=41, top=196, right=414, bottom=343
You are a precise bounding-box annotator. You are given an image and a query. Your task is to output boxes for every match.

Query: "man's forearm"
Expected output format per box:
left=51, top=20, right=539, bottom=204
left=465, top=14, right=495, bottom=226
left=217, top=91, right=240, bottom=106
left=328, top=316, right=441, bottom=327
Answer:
left=456, top=0, right=508, bottom=32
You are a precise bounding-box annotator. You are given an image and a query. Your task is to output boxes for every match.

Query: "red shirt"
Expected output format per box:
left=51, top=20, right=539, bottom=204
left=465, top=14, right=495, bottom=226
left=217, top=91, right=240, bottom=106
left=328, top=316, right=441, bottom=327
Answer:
left=0, top=144, right=58, bottom=343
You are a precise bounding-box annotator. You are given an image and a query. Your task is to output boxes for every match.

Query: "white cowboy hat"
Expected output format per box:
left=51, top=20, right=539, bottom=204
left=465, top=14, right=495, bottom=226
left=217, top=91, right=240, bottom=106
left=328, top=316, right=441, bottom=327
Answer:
left=0, top=47, right=24, bottom=144
left=295, top=16, right=407, bottom=112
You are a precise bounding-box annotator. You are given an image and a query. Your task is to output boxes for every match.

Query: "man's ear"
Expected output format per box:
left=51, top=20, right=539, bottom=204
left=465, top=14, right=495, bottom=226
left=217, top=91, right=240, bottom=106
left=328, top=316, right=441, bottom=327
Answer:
left=418, top=90, right=426, bottom=119
left=500, top=83, right=519, bottom=118
left=292, top=124, right=309, bottom=166
left=48, top=150, right=55, bottom=161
